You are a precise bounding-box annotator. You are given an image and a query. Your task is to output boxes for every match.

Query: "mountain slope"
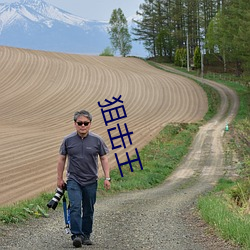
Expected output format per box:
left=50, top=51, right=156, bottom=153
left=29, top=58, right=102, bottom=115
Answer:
left=0, top=0, right=145, bottom=56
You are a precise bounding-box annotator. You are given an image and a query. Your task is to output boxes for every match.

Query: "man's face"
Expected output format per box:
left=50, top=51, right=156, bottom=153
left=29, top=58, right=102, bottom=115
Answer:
left=74, top=115, right=91, bottom=136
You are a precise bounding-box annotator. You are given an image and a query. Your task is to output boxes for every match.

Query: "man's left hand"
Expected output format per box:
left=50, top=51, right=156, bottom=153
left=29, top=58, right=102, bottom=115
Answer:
left=104, top=180, right=111, bottom=190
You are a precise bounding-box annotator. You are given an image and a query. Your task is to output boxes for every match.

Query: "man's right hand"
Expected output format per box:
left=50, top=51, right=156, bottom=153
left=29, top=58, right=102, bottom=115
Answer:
left=57, top=179, right=66, bottom=189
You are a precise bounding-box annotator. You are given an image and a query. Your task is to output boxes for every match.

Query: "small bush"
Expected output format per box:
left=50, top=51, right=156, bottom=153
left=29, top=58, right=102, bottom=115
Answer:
left=99, top=47, right=114, bottom=56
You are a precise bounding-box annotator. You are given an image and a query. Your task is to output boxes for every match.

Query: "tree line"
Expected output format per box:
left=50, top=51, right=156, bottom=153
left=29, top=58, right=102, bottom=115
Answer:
left=108, top=0, right=249, bottom=79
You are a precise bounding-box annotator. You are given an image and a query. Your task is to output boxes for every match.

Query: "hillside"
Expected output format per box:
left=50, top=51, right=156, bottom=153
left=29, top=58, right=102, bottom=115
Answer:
left=0, top=46, right=208, bottom=205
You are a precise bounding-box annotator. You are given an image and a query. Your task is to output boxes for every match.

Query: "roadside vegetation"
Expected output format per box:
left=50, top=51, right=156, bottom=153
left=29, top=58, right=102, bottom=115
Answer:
left=97, top=122, right=200, bottom=195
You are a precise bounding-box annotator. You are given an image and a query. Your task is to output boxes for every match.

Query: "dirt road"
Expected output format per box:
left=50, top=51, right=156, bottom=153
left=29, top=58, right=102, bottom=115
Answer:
left=0, top=56, right=240, bottom=249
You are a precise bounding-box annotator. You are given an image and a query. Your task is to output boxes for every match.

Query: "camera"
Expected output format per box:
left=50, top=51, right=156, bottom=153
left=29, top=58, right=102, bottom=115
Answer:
left=47, top=186, right=66, bottom=210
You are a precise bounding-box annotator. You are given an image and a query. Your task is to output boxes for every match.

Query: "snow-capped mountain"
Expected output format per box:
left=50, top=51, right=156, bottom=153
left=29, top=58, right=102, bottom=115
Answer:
left=0, top=0, right=88, bottom=29
left=0, top=0, right=145, bottom=56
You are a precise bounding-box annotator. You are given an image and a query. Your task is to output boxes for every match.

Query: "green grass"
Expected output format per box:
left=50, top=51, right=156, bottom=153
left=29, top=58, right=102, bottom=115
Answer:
left=148, top=61, right=221, bottom=122
left=0, top=193, right=53, bottom=224
left=205, top=73, right=250, bottom=121
left=205, top=72, right=249, bottom=86
left=198, top=184, right=250, bottom=249
left=97, top=123, right=200, bottom=196
left=196, top=79, right=221, bottom=121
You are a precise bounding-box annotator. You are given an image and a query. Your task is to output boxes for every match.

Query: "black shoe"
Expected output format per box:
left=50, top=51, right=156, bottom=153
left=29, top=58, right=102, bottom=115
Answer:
left=82, top=234, right=93, bottom=245
left=72, top=235, right=82, bottom=248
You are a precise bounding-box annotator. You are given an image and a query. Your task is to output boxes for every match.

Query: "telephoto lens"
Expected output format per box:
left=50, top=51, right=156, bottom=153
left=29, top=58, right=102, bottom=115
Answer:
left=47, top=187, right=65, bottom=210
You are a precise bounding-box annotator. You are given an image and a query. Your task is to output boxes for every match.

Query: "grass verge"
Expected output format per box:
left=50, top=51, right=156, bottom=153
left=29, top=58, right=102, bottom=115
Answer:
left=195, top=71, right=249, bottom=249
left=198, top=179, right=250, bottom=249
left=0, top=193, right=53, bottom=224
left=97, top=123, right=200, bottom=196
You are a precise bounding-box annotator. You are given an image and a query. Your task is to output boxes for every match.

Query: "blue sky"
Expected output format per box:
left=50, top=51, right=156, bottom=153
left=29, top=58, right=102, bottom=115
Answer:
left=3, top=0, right=145, bottom=21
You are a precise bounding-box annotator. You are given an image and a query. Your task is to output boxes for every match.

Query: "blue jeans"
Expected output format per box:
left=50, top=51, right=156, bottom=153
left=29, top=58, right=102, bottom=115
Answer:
left=67, top=180, right=97, bottom=237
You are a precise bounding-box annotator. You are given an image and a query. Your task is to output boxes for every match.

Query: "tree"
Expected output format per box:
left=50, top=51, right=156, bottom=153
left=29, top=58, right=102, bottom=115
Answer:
left=132, top=0, right=250, bottom=78
left=133, top=0, right=159, bottom=57
left=108, top=8, right=132, bottom=57
left=133, top=0, right=220, bottom=61
left=206, top=11, right=228, bottom=72
left=174, top=47, right=181, bottom=66
left=230, top=0, right=250, bottom=78
left=193, top=46, right=201, bottom=69
left=174, top=47, right=187, bottom=67
left=206, top=0, right=250, bottom=77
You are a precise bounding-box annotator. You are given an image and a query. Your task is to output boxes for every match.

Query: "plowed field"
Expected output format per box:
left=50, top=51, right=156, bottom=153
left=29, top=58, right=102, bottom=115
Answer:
left=0, top=46, right=208, bottom=205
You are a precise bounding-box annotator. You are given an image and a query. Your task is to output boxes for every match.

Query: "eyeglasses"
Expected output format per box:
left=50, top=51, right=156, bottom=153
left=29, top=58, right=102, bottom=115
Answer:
left=76, top=121, right=90, bottom=126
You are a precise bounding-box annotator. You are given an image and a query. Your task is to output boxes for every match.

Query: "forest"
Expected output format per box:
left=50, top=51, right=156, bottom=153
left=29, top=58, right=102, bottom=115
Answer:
left=132, top=0, right=250, bottom=80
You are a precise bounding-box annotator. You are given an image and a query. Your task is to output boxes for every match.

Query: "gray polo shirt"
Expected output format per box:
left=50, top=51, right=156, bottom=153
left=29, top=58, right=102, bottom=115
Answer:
left=59, top=131, right=109, bottom=186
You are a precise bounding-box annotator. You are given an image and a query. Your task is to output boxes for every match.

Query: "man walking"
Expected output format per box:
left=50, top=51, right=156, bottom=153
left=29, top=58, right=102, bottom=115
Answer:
left=57, top=110, right=111, bottom=248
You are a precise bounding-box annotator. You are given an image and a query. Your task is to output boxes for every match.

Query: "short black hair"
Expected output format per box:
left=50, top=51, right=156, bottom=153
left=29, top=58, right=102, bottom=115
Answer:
left=74, top=110, right=92, bottom=122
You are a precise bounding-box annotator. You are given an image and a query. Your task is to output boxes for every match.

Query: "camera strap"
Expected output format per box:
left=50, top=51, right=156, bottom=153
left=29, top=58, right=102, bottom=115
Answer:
left=62, top=195, right=71, bottom=234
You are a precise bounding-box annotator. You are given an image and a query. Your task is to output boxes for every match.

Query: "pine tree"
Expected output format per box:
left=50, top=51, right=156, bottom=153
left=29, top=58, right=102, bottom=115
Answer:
left=133, top=0, right=159, bottom=57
